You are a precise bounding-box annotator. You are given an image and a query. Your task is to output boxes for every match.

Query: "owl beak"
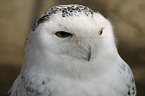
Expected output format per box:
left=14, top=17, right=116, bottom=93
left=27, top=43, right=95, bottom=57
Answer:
left=87, top=45, right=91, bottom=61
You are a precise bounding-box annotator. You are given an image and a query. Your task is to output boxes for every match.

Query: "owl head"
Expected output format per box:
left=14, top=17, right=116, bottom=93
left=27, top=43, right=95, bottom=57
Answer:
left=22, top=4, right=118, bottom=77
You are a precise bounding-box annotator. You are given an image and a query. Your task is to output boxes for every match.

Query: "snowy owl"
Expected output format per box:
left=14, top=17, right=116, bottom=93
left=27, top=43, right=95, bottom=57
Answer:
left=8, top=4, right=136, bottom=96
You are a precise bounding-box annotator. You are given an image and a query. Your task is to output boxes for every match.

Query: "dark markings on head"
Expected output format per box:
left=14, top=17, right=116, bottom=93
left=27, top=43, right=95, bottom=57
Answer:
left=31, top=4, right=95, bottom=31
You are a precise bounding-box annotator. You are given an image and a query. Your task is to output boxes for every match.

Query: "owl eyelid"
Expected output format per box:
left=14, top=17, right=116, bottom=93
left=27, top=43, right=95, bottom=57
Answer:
left=55, top=31, right=70, bottom=33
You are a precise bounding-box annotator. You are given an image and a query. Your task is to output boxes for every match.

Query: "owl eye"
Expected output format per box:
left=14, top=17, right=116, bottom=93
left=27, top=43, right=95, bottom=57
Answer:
left=55, top=31, right=72, bottom=38
left=98, top=28, right=103, bottom=35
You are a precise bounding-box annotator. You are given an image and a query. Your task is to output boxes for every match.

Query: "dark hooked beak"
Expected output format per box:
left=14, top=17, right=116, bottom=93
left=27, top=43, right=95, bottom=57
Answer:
left=87, top=46, right=91, bottom=61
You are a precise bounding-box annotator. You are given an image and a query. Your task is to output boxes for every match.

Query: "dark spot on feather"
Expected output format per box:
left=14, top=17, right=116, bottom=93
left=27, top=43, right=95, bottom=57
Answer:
left=128, top=91, right=131, bottom=95
left=42, top=81, right=45, bottom=85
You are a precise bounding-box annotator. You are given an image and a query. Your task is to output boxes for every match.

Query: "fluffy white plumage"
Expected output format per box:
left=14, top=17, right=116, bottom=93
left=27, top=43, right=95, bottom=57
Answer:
left=9, top=4, right=136, bottom=96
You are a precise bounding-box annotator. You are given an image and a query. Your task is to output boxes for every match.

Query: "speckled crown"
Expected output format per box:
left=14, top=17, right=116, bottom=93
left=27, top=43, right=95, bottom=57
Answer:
left=31, top=4, right=94, bottom=31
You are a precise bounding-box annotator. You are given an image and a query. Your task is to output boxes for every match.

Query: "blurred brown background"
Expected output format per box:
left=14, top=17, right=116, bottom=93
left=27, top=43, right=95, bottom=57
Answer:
left=0, top=0, right=145, bottom=96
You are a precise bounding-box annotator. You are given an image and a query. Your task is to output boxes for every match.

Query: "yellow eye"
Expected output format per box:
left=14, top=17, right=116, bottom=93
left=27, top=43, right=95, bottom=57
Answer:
left=55, top=31, right=72, bottom=38
left=98, top=28, right=103, bottom=35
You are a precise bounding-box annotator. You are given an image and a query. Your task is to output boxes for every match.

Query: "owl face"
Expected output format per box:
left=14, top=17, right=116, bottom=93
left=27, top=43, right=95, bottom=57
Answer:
left=25, top=4, right=115, bottom=62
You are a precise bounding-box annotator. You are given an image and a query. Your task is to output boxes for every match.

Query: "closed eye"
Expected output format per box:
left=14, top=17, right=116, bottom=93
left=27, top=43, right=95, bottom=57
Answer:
left=55, top=31, right=72, bottom=38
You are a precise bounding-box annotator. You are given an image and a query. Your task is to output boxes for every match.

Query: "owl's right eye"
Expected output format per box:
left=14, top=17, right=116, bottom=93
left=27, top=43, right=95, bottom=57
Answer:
left=55, top=31, right=72, bottom=38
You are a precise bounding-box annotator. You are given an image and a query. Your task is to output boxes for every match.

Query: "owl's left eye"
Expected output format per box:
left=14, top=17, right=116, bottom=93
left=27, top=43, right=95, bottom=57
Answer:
left=55, top=31, right=72, bottom=38
left=98, top=28, right=103, bottom=35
